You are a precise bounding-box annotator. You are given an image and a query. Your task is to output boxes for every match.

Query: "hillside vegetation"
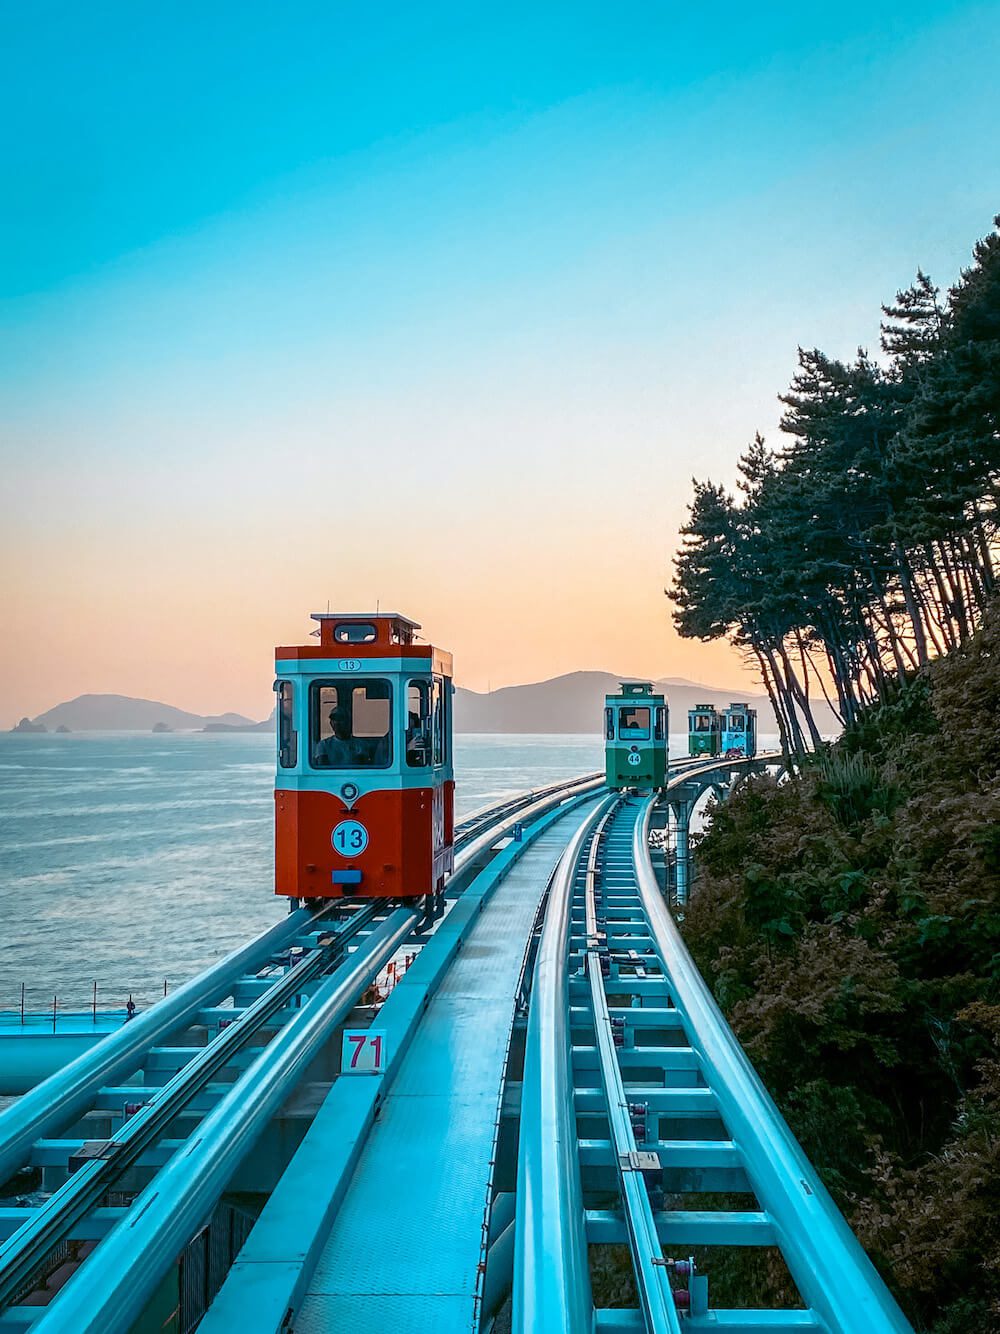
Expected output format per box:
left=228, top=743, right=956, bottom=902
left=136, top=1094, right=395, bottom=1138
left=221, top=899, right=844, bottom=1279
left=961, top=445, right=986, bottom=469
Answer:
left=684, top=605, right=1000, bottom=1331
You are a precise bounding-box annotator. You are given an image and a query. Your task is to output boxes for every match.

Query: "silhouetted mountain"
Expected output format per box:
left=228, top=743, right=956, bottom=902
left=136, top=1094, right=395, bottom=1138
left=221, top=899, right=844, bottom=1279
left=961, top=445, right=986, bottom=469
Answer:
left=23, top=678, right=841, bottom=739
left=454, top=671, right=841, bottom=735
left=32, top=695, right=257, bottom=732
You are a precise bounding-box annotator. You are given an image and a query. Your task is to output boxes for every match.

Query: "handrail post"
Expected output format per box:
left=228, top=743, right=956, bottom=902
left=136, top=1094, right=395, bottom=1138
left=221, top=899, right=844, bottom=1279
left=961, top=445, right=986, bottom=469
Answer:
left=667, top=784, right=698, bottom=908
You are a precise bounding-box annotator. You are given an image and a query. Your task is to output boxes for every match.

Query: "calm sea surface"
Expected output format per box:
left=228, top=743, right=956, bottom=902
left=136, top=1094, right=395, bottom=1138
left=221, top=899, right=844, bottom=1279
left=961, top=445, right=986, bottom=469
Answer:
left=0, top=731, right=620, bottom=1011
left=0, top=730, right=780, bottom=1013
left=0, top=725, right=772, bottom=1015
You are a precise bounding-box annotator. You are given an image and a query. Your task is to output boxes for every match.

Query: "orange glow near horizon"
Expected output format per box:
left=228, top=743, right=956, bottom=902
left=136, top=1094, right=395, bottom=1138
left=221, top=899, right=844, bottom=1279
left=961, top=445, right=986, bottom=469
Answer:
left=0, top=515, right=759, bottom=726
left=5, top=6, right=993, bottom=727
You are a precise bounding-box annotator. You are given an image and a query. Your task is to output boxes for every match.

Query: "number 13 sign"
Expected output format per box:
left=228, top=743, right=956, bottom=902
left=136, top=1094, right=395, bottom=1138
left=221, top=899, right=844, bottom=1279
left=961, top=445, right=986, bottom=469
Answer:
left=341, top=1029, right=386, bottom=1074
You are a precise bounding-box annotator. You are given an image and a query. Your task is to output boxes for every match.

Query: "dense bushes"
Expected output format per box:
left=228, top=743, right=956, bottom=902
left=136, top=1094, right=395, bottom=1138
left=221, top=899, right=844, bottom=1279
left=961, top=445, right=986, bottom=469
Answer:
left=683, top=606, right=1000, bottom=1330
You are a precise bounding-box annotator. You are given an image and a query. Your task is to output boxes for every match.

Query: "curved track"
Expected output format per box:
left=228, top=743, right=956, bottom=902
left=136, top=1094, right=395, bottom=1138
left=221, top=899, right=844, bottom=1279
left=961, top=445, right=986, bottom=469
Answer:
left=0, top=758, right=912, bottom=1334
left=513, top=782, right=913, bottom=1334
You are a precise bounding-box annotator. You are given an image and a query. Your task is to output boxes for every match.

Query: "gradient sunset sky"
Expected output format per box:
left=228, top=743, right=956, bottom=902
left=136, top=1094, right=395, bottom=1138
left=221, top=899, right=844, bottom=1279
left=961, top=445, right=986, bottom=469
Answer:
left=2, top=3, right=998, bottom=725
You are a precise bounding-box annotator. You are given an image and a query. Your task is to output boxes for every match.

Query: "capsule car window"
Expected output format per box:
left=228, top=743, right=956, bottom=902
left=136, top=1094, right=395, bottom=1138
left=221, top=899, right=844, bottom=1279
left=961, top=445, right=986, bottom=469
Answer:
left=333, top=623, right=377, bottom=644
left=277, top=681, right=297, bottom=768
left=406, top=680, right=431, bottom=767
left=619, top=707, right=651, bottom=738
left=431, top=676, right=447, bottom=766
left=310, top=679, right=392, bottom=768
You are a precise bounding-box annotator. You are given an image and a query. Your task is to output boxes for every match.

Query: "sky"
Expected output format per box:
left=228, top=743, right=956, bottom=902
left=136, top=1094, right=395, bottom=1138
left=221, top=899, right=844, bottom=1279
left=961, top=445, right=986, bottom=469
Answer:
left=1, top=2, right=998, bottom=725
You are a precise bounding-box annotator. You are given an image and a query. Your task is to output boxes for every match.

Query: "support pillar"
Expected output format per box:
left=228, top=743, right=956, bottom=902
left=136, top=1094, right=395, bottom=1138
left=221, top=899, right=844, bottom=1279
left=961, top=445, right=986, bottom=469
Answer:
left=668, top=783, right=699, bottom=910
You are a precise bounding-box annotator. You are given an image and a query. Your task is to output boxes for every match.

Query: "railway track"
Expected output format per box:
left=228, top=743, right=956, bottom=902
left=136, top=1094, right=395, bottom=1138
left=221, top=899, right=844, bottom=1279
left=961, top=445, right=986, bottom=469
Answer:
left=0, top=757, right=822, bottom=1333
left=0, top=772, right=603, bottom=1332
left=453, top=772, right=603, bottom=847
left=513, top=788, right=913, bottom=1334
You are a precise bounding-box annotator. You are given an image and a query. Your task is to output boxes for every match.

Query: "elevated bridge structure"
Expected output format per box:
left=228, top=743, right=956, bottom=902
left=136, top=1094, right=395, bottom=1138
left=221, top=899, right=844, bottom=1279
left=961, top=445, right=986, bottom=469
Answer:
left=0, top=755, right=913, bottom=1334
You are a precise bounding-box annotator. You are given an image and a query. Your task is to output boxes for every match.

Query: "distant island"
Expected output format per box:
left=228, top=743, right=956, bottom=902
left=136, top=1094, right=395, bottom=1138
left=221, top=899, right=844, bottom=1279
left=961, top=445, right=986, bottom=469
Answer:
left=15, top=694, right=263, bottom=733
left=11, top=678, right=841, bottom=736
left=11, top=717, right=46, bottom=734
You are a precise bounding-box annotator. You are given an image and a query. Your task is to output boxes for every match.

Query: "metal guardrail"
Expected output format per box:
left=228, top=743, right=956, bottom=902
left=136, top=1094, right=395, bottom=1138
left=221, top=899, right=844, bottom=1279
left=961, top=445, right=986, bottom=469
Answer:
left=454, top=771, right=602, bottom=844
left=632, top=796, right=913, bottom=1334
left=0, top=901, right=384, bottom=1311
left=28, top=908, right=419, bottom=1334
left=583, top=801, right=682, bottom=1334
left=0, top=902, right=340, bottom=1190
left=512, top=796, right=615, bottom=1334
left=0, top=984, right=165, bottom=1027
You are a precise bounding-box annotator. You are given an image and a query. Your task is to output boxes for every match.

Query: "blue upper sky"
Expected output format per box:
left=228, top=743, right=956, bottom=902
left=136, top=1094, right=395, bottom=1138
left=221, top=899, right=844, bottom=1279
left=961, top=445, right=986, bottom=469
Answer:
left=1, top=1, right=998, bottom=719
left=4, top=1, right=996, bottom=298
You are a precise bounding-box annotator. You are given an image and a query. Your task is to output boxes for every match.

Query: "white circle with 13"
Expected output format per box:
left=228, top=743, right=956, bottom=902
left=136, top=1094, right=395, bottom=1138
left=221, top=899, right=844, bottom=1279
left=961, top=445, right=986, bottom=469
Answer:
left=331, top=819, right=369, bottom=856
left=627, top=750, right=642, bottom=767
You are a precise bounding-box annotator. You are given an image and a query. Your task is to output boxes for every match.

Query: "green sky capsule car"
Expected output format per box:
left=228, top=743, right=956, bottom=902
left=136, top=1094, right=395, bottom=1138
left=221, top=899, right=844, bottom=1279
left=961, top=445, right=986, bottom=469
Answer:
left=688, top=703, right=721, bottom=756
left=604, top=682, right=667, bottom=790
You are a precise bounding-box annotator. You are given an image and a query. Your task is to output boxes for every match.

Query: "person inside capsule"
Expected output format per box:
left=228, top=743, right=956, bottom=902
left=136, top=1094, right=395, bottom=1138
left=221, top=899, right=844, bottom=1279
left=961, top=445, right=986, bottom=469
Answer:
left=315, top=710, right=355, bottom=766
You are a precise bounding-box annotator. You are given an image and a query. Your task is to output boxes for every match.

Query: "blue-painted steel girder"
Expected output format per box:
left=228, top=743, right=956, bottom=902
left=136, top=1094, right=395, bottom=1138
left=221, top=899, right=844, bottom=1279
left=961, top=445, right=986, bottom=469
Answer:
left=571, top=1045, right=701, bottom=1071
left=577, top=1138, right=742, bottom=1167
left=0, top=1208, right=125, bottom=1243
left=575, top=1085, right=717, bottom=1114
left=569, top=1005, right=685, bottom=1028
left=30, top=1139, right=183, bottom=1170
left=594, top=1311, right=822, bottom=1332
left=585, top=1208, right=775, bottom=1246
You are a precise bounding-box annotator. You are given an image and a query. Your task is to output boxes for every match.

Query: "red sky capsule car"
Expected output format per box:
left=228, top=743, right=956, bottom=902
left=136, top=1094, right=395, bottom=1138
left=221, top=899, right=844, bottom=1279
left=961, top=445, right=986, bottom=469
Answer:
left=273, top=612, right=455, bottom=901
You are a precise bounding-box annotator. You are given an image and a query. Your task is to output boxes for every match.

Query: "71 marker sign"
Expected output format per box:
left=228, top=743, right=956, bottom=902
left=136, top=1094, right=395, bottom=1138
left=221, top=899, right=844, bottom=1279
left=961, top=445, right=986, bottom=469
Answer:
left=341, top=1029, right=386, bottom=1075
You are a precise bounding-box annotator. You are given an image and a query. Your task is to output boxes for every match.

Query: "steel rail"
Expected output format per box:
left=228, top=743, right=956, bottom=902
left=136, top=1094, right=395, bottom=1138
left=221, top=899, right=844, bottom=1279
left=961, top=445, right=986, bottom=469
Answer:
left=0, top=772, right=599, bottom=1196
left=583, top=803, right=682, bottom=1334
left=200, top=783, right=605, bottom=1334
left=664, top=751, right=781, bottom=790
left=0, top=902, right=334, bottom=1190
left=30, top=907, right=419, bottom=1334
left=453, top=748, right=708, bottom=851
left=455, top=772, right=602, bottom=843
left=0, top=901, right=384, bottom=1311
left=512, top=794, right=616, bottom=1334
left=632, top=798, right=913, bottom=1334
left=454, top=776, right=605, bottom=876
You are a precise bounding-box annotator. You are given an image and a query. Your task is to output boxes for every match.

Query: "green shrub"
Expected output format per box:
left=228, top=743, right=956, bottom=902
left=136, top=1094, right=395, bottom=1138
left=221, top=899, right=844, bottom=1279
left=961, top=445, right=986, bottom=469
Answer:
left=683, top=607, right=1000, bottom=1329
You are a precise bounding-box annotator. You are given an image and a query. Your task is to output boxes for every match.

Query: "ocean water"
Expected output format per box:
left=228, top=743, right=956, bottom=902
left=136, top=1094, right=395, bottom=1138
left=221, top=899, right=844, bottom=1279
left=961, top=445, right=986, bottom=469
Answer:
left=0, top=731, right=611, bottom=1012
left=0, top=730, right=783, bottom=1013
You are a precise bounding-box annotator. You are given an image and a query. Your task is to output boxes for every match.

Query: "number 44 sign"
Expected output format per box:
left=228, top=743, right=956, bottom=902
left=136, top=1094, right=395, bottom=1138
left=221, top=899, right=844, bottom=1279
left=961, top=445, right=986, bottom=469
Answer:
left=341, top=1029, right=386, bottom=1075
